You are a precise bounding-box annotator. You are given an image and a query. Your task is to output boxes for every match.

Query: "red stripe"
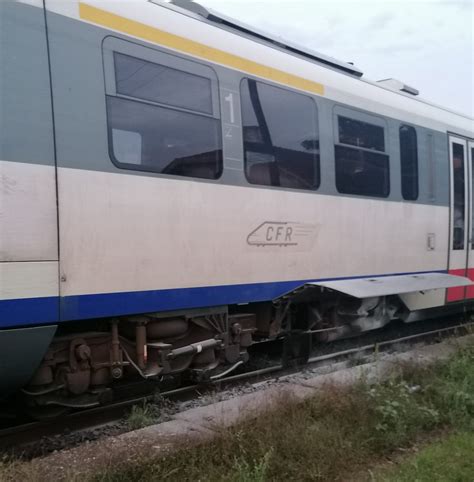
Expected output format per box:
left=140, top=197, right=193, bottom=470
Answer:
left=466, top=268, right=474, bottom=299
left=447, top=269, right=467, bottom=302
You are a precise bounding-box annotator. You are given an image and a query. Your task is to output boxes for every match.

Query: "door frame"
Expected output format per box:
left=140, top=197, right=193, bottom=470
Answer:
left=465, top=139, right=474, bottom=298
left=447, top=134, right=474, bottom=302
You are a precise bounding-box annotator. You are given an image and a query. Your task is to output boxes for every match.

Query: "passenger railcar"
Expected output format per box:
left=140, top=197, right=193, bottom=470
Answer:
left=1, top=0, right=473, bottom=409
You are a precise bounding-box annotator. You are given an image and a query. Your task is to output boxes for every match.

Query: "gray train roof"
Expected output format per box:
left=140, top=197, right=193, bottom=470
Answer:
left=153, top=0, right=363, bottom=77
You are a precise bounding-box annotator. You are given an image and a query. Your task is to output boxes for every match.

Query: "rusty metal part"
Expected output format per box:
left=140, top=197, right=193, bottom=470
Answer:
left=66, top=370, right=91, bottom=396
left=111, top=321, right=120, bottom=364
left=20, top=306, right=257, bottom=405
left=192, top=349, right=216, bottom=367
left=146, top=318, right=188, bottom=339
left=224, top=343, right=241, bottom=363
left=69, top=338, right=88, bottom=372
left=135, top=323, right=147, bottom=370
left=75, top=344, right=91, bottom=361
left=110, top=321, right=123, bottom=379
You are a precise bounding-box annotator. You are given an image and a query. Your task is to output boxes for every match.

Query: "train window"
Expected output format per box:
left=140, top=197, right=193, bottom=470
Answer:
left=335, top=115, right=389, bottom=198
left=338, top=116, right=385, bottom=152
left=114, top=53, right=213, bottom=115
left=335, top=146, right=389, bottom=197
left=107, top=52, right=222, bottom=180
left=107, top=96, right=222, bottom=179
left=452, top=143, right=465, bottom=250
left=400, top=125, right=419, bottom=200
left=240, top=79, right=320, bottom=190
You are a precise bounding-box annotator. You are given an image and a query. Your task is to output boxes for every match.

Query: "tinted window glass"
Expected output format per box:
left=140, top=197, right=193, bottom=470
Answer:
left=335, top=145, right=389, bottom=197
left=400, top=125, right=419, bottom=200
left=335, top=115, right=389, bottom=197
left=452, top=143, right=465, bottom=250
left=338, top=116, right=385, bottom=152
left=107, top=96, right=222, bottom=179
left=241, top=79, right=319, bottom=190
left=114, top=53, right=213, bottom=114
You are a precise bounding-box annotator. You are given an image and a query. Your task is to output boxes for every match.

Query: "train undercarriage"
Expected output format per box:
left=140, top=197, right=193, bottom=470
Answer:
left=19, top=288, right=408, bottom=413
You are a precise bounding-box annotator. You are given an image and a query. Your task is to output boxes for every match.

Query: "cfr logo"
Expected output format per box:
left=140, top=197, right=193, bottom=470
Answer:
left=265, top=224, right=295, bottom=244
left=247, top=222, right=319, bottom=248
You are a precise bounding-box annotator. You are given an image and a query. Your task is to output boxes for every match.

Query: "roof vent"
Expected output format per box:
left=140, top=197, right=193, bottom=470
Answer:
left=377, top=78, right=419, bottom=96
left=160, top=0, right=363, bottom=77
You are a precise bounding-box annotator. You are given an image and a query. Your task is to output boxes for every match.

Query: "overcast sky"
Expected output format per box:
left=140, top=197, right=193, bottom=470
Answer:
left=199, top=0, right=474, bottom=117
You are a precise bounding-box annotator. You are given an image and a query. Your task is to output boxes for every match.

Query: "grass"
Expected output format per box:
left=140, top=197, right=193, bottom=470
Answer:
left=91, top=341, right=474, bottom=482
left=372, top=431, right=474, bottom=481
left=126, top=402, right=161, bottom=430
left=125, top=392, right=175, bottom=430
left=0, top=341, right=472, bottom=481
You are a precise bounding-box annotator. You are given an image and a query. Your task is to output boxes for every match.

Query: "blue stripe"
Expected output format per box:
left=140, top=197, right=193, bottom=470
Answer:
left=0, top=270, right=446, bottom=329
left=59, top=279, right=304, bottom=322
left=0, top=297, right=59, bottom=328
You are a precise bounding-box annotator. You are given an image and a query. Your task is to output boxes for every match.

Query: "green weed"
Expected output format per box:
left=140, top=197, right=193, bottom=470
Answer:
left=126, top=402, right=161, bottom=430
left=94, top=342, right=474, bottom=482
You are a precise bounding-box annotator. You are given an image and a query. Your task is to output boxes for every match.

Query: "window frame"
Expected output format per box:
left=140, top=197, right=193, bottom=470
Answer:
left=240, top=76, right=321, bottom=192
left=333, top=105, right=390, bottom=198
left=103, top=36, right=223, bottom=181
left=399, top=124, right=419, bottom=201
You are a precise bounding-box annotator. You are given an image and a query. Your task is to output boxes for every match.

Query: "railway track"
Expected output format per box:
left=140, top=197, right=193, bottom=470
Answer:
left=1, top=317, right=472, bottom=458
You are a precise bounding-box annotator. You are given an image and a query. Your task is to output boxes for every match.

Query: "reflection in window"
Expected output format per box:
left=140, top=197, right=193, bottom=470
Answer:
left=112, top=129, right=142, bottom=165
left=452, top=143, right=465, bottom=250
left=335, top=115, right=389, bottom=198
left=338, top=116, right=385, bottom=152
left=335, top=145, right=389, bottom=197
left=240, top=79, right=320, bottom=190
left=107, top=97, right=222, bottom=179
left=400, top=125, right=418, bottom=200
left=114, top=53, right=212, bottom=114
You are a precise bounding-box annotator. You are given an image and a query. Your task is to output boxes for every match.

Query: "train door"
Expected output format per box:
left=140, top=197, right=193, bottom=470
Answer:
left=447, top=136, right=471, bottom=302
left=465, top=140, right=474, bottom=298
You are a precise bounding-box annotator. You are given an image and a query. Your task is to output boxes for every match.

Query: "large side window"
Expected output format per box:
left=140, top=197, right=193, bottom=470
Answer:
left=107, top=52, right=222, bottom=180
left=399, top=125, right=418, bottom=200
left=335, top=115, right=389, bottom=198
left=240, top=79, right=320, bottom=190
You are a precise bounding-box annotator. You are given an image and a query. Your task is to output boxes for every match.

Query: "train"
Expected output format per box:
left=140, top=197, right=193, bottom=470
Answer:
left=1, top=0, right=473, bottom=412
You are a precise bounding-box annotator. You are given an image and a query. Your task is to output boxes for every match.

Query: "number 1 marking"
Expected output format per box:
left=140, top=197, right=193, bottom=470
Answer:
left=225, top=93, right=235, bottom=124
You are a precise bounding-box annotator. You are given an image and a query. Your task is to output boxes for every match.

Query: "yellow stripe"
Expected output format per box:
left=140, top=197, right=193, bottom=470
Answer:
left=79, top=3, right=324, bottom=96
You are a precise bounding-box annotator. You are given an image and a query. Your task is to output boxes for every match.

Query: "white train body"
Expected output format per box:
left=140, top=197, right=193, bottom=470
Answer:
left=1, top=0, right=473, bottom=401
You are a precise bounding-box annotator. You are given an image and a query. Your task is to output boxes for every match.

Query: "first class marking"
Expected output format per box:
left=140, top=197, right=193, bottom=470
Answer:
left=79, top=3, right=325, bottom=96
